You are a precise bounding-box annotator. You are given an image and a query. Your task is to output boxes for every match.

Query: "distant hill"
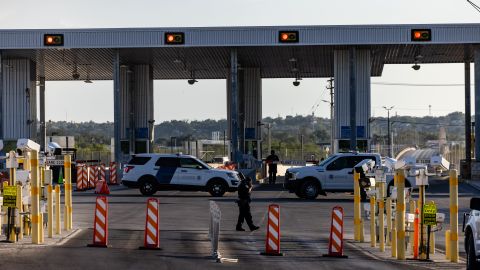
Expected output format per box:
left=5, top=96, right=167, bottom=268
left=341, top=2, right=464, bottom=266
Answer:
left=47, top=112, right=467, bottom=152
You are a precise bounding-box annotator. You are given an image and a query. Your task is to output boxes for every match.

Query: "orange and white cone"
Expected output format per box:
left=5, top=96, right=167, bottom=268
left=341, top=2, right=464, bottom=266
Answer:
left=88, top=196, right=108, bottom=248
left=140, top=198, right=161, bottom=250
left=323, top=206, right=348, bottom=258
left=261, top=204, right=283, bottom=256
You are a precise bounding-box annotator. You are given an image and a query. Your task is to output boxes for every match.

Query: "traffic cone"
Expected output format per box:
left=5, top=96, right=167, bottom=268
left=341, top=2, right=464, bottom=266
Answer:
left=323, top=206, right=348, bottom=258
left=94, top=180, right=110, bottom=195
left=139, top=198, right=161, bottom=250
left=87, top=196, right=108, bottom=248
left=58, top=167, right=64, bottom=184
left=260, top=204, right=284, bottom=256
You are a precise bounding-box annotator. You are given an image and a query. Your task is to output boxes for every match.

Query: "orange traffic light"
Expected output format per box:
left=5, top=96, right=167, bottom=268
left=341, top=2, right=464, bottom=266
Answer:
left=279, top=31, right=299, bottom=43
left=165, top=32, right=184, bottom=45
left=44, top=34, right=64, bottom=46
left=411, top=29, right=431, bottom=42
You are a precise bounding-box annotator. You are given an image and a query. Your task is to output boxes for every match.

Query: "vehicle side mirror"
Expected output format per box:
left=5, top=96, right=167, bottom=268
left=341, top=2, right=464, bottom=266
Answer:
left=470, top=197, right=480, bottom=211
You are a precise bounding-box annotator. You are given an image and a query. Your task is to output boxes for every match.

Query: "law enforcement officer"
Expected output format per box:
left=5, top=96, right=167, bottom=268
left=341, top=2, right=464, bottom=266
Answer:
left=265, top=150, right=279, bottom=184
left=236, top=177, right=259, bottom=232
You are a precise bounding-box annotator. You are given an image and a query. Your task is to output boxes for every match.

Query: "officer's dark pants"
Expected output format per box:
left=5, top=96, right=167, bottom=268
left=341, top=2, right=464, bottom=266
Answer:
left=268, top=169, right=277, bottom=184
left=237, top=200, right=254, bottom=229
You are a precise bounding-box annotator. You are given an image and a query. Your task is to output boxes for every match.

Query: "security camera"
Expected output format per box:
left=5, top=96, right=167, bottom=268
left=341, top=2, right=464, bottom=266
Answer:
left=17, top=138, right=40, bottom=152
left=412, top=64, right=421, bottom=71
left=187, top=79, right=197, bottom=85
left=72, top=72, right=80, bottom=80
left=293, top=80, right=300, bottom=87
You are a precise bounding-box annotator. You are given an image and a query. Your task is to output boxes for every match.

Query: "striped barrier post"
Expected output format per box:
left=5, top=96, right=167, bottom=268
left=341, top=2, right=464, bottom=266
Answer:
left=449, top=169, right=458, bottom=262
left=109, top=162, right=118, bottom=185
left=75, top=164, right=88, bottom=191
left=94, top=165, right=99, bottom=183
left=323, top=206, right=348, bottom=258
left=88, top=166, right=95, bottom=189
left=100, top=164, right=106, bottom=181
left=140, top=198, right=160, bottom=250
left=88, top=196, right=108, bottom=248
left=261, top=204, right=283, bottom=256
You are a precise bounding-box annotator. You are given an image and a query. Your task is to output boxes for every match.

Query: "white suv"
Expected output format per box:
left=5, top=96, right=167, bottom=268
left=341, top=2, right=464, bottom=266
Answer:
left=284, top=152, right=414, bottom=200
left=464, top=197, right=480, bottom=269
left=121, top=154, right=241, bottom=197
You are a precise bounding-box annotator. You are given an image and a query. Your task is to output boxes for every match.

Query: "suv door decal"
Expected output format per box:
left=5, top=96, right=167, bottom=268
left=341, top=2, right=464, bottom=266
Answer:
left=154, top=157, right=180, bottom=184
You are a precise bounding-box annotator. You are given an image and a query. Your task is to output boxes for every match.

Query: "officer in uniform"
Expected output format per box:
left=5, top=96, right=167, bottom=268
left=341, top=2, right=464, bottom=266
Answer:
left=266, top=150, right=280, bottom=184
left=236, top=176, right=259, bottom=231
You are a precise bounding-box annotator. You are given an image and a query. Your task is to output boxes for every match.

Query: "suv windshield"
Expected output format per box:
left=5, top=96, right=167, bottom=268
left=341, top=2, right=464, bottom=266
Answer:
left=318, top=155, right=336, bottom=167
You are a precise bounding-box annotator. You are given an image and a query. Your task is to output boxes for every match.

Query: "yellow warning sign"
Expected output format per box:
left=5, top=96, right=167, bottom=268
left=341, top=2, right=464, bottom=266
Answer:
left=423, top=203, right=437, bottom=226
left=3, top=186, right=17, bottom=208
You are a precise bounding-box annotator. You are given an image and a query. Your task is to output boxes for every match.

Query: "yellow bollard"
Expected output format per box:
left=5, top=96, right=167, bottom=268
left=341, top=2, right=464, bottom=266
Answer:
left=354, top=171, right=361, bottom=241
left=409, top=200, right=416, bottom=255
left=47, top=185, right=53, bottom=238
left=429, top=229, right=435, bottom=254
left=379, top=182, right=385, bottom=252
left=370, top=196, right=376, bottom=247
left=40, top=214, right=44, bottom=243
left=16, top=184, right=23, bottom=240
left=31, top=150, right=41, bottom=244
left=396, top=169, right=406, bottom=260
left=445, top=230, right=451, bottom=260
left=64, top=155, right=73, bottom=231
left=23, top=204, right=30, bottom=236
left=386, top=198, right=392, bottom=246
left=449, top=170, right=458, bottom=263
left=392, top=224, right=397, bottom=258
left=55, top=185, right=61, bottom=235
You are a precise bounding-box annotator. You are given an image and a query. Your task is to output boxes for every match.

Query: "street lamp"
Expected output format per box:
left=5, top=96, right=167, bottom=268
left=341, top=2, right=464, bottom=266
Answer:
left=383, top=106, right=394, bottom=157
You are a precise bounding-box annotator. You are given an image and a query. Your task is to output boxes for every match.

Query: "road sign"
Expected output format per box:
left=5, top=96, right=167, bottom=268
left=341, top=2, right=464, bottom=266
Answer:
left=423, top=203, right=437, bottom=226
left=3, top=186, right=17, bottom=207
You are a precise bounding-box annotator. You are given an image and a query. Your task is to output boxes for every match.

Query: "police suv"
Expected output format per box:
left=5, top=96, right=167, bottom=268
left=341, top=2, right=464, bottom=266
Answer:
left=121, top=154, right=241, bottom=197
left=463, top=197, right=480, bottom=269
left=284, top=152, right=413, bottom=200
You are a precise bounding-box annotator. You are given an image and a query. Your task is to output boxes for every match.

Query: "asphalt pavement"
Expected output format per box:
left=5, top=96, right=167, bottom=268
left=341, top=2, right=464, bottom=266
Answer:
left=0, top=177, right=472, bottom=270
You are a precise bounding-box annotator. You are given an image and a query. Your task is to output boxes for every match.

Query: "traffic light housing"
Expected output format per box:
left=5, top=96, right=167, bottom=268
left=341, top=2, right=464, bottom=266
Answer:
left=165, top=32, right=185, bottom=45
left=44, top=34, right=64, bottom=46
left=279, top=31, right=299, bottom=43
left=411, top=29, right=431, bottom=42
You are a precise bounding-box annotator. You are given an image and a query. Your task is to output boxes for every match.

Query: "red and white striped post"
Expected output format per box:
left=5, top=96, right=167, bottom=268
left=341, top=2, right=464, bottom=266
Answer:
left=100, top=164, right=106, bottom=181
left=261, top=204, right=283, bottom=256
left=323, top=206, right=348, bottom=258
left=75, top=164, right=87, bottom=191
left=88, top=196, right=109, bottom=248
left=140, top=198, right=161, bottom=250
left=88, top=165, right=95, bottom=189
left=109, top=162, right=118, bottom=185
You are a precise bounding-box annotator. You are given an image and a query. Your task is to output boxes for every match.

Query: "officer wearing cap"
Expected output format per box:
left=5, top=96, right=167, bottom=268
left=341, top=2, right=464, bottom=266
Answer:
left=236, top=176, right=259, bottom=232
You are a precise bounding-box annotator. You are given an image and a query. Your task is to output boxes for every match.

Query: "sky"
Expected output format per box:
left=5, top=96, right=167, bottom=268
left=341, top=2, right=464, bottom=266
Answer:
left=1, top=0, right=479, bottom=123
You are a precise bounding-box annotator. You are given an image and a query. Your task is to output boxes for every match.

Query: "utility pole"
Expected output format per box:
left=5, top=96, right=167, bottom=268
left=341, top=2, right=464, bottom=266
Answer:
left=326, top=78, right=334, bottom=154
left=383, top=106, right=394, bottom=157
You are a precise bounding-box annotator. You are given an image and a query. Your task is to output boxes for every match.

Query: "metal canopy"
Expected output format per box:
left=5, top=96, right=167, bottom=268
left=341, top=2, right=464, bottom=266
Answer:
left=0, top=23, right=477, bottom=81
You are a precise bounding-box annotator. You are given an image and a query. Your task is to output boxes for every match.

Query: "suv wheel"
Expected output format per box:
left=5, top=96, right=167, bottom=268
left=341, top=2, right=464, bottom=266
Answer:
left=139, top=177, right=157, bottom=196
left=301, top=180, right=319, bottom=200
left=208, top=179, right=227, bottom=197
left=467, top=232, right=479, bottom=270
left=295, top=189, right=305, bottom=199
